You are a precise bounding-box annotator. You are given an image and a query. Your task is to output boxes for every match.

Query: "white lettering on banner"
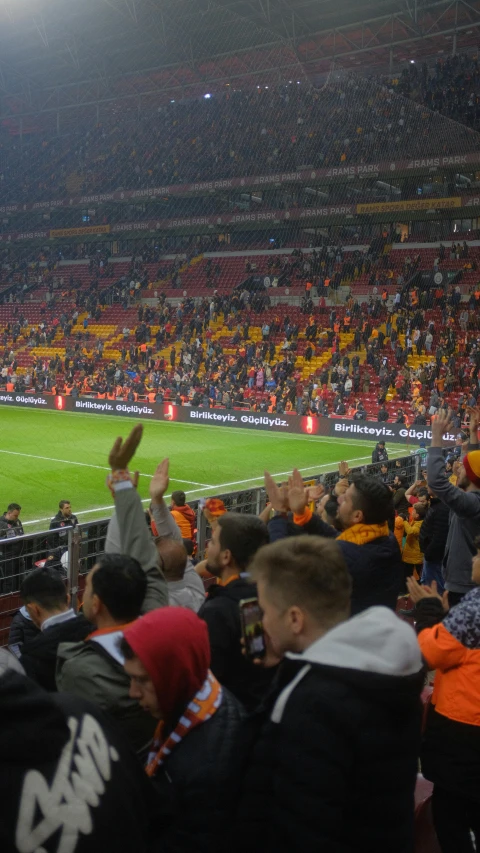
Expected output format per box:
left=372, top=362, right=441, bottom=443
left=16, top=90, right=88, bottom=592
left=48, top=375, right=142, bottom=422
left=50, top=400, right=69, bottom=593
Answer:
left=75, top=401, right=114, bottom=412
left=398, top=428, right=456, bottom=441
left=15, top=396, right=47, bottom=405
left=190, top=411, right=238, bottom=423
left=0, top=394, right=13, bottom=402
left=334, top=423, right=395, bottom=437
left=115, top=404, right=154, bottom=415
left=15, top=714, right=119, bottom=853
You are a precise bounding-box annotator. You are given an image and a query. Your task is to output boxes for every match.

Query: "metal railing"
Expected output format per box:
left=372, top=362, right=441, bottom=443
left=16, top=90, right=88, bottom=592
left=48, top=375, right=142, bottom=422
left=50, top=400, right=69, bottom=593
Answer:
left=0, top=452, right=420, bottom=646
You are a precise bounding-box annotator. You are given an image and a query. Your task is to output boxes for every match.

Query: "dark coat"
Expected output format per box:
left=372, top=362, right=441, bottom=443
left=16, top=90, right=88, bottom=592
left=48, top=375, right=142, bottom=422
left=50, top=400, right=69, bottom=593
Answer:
left=198, top=579, right=275, bottom=711
left=152, top=688, right=251, bottom=853
left=8, top=608, right=40, bottom=647
left=0, top=669, right=158, bottom=853
left=418, top=498, right=450, bottom=563
left=236, top=609, right=424, bottom=853
left=20, top=614, right=92, bottom=691
left=268, top=515, right=404, bottom=615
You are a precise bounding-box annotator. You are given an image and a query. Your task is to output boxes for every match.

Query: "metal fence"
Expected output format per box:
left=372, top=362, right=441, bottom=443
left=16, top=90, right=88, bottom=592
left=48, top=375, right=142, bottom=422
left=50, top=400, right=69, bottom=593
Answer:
left=0, top=452, right=420, bottom=646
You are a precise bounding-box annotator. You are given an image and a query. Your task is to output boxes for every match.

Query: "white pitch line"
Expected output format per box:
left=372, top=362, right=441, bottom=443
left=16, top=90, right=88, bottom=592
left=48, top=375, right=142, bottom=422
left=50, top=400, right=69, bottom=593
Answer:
left=0, top=449, right=212, bottom=489
left=21, top=448, right=408, bottom=526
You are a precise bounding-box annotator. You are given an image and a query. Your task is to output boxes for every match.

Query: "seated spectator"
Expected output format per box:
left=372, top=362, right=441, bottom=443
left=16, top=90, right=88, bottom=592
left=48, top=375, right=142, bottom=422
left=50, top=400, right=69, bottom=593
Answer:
left=122, top=607, right=249, bottom=853
left=407, top=550, right=480, bottom=853
left=237, top=536, right=424, bottom=853
left=267, top=470, right=403, bottom=614
left=377, top=405, right=389, bottom=422
left=198, top=513, right=272, bottom=711
left=0, top=649, right=156, bottom=853
left=19, top=568, right=91, bottom=691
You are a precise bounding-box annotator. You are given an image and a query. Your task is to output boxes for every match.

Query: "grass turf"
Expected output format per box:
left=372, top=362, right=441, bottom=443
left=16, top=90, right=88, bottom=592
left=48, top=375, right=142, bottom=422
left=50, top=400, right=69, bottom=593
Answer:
left=0, top=406, right=411, bottom=531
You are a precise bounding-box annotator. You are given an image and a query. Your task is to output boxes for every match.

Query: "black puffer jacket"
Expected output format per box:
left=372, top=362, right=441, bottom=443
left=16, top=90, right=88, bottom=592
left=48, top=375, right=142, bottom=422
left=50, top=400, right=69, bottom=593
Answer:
left=20, top=614, right=92, bottom=691
left=269, top=515, right=404, bottom=615
left=198, top=579, right=275, bottom=710
left=236, top=607, right=424, bottom=853
left=418, top=498, right=450, bottom=563
left=152, top=687, right=251, bottom=853
left=8, top=608, right=40, bottom=647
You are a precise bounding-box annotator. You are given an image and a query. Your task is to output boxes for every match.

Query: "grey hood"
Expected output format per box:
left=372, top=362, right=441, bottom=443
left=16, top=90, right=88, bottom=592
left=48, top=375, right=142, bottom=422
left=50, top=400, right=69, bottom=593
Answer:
left=271, top=607, right=422, bottom=724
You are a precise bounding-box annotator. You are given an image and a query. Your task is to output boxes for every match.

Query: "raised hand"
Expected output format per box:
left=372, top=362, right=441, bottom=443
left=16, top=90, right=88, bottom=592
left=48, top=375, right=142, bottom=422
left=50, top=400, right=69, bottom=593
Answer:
left=431, top=409, right=453, bottom=446
left=149, top=458, right=170, bottom=504
left=288, top=468, right=307, bottom=515
left=406, top=577, right=449, bottom=612
left=305, top=483, right=325, bottom=503
left=264, top=472, right=289, bottom=513
left=108, top=424, right=143, bottom=470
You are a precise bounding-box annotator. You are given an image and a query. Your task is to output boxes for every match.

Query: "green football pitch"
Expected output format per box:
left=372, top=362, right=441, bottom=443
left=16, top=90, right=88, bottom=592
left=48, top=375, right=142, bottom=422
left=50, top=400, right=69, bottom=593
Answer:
left=0, top=406, right=411, bottom=531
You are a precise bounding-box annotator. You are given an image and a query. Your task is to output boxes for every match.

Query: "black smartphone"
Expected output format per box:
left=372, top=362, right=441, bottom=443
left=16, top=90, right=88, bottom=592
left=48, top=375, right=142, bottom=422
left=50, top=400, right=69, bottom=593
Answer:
left=239, top=597, right=266, bottom=660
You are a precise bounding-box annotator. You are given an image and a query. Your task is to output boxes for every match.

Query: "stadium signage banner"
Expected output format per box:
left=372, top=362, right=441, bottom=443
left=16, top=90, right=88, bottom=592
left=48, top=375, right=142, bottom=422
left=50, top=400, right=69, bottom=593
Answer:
left=2, top=193, right=477, bottom=244
left=0, top=393, right=458, bottom=445
left=1, top=151, right=480, bottom=217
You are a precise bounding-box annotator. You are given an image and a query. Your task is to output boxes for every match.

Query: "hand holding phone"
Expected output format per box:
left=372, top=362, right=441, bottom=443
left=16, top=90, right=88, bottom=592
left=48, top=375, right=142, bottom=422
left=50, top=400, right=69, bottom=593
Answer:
left=239, top=598, right=266, bottom=660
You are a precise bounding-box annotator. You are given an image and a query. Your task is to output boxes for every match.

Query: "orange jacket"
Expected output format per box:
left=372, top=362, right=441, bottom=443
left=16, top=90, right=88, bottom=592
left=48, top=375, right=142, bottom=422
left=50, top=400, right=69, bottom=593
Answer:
left=171, top=504, right=196, bottom=540
left=394, top=516, right=404, bottom=550
left=418, top=594, right=480, bottom=727
left=402, top=519, right=423, bottom=565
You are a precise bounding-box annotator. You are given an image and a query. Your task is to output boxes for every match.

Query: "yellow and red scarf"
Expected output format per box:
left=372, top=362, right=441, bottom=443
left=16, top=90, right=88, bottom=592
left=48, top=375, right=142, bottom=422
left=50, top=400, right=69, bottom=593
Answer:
left=337, top=522, right=389, bottom=546
left=145, top=670, right=222, bottom=777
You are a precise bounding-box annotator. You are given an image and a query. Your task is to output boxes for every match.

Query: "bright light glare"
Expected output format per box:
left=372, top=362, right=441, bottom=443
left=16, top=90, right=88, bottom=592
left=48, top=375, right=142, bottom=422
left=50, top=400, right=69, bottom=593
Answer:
left=204, top=93, right=211, bottom=99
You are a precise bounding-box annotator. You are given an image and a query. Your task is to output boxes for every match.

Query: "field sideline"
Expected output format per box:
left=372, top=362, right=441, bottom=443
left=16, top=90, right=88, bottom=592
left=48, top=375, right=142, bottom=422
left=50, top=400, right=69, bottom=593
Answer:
left=0, top=406, right=411, bottom=531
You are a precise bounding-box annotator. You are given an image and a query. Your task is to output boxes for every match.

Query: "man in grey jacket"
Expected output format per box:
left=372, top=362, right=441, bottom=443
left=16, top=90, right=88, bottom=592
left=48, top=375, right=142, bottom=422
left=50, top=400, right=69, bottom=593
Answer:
left=427, top=408, right=480, bottom=606
left=56, top=425, right=169, bottom=758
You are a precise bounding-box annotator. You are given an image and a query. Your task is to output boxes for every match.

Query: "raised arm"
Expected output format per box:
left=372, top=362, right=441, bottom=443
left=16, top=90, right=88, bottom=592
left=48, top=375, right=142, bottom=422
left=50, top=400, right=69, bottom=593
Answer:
left=428, top=410, right=480, bottom=518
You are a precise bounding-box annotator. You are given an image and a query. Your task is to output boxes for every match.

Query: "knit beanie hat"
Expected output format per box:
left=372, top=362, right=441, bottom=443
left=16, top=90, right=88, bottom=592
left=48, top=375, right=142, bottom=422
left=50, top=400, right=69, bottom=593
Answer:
left=463, top=450, right=480, bottom=487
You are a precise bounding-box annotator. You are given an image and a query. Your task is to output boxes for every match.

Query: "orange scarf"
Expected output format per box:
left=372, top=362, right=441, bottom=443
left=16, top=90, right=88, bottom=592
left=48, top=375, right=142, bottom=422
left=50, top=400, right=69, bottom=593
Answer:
left=337, top=522, right=389, bottom=546
left=146, top=670, right=222, bottom=777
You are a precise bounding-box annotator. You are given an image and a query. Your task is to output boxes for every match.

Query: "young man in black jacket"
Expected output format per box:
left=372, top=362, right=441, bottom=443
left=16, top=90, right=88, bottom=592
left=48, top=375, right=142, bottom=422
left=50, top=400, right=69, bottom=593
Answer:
left=418, top=494, right=450, bottom=592
left=19, top=567, right=91, bottom=691
left=198, top=513, right=271, bottom=711
left=237, top=536, right=424, bottom=853
left=267, top=470, right=403, bottom=615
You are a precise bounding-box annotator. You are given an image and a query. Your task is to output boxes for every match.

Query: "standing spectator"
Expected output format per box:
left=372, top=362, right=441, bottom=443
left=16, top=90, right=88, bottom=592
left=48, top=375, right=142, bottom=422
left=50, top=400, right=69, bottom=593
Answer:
left=371, top=441, right=388, bottom=463
left=237, top=536, right=423, bottom=853
left=392, top=474, right=410, bottom=516
left=0, top=650, right=157, bottom=853
left=122, top=607, right=249, bottom=853
left=407, top=559, right=480, bottom=853
left=0, top=502, right=24, bottom=592
left=427, top=409, right=480, bottom=606
left=49, top=500, right=78, bottom=553
left=401, top=504, right=426, bottom=587
left=170, top=490, right=196, bottom=542
left=198, top=513, right=271, bottom=710
left=419, top=494, right=450, bottom=592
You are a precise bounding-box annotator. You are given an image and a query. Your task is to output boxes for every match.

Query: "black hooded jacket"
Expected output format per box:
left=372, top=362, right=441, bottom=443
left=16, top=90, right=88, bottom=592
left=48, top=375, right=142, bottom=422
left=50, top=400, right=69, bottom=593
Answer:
left=235, top=607, right=424, bottom=853
left=20, top=613, right=92, bottom=691
left=0, top=666, right=158, bottom=853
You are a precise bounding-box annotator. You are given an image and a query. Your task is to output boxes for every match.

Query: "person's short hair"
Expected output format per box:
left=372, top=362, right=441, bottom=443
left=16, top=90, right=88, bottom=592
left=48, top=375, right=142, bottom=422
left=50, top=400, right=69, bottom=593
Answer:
left=21, top=568, right=68, bottom=611
left=171, top=490, right=186, bottom=506
left=91, top=554, right=146, bottom=622
left=413, top=503, right=427, bottom=520
left=250, top=536, right=351, bottom=628
left=395, top=474, right=407, bottom=488
left=351, top=475, right=394, bottom=524
left=59, top=500, right=71, bottom=509
left=217, top=513, right=269, bottom=572
left=417, top=488, right=430, bottom=499
left=7, top=503, right=21, bottom=512
left=378, top=441, right=385, bottom=447
left=182, top=538, right=194, bottom=556
left=324, top=494, right=339, bottom=525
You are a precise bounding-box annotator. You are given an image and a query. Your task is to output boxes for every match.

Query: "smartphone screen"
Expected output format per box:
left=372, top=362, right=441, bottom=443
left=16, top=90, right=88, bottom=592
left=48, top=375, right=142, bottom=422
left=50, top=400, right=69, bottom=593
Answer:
left=239, top=597, right=265, bottom=659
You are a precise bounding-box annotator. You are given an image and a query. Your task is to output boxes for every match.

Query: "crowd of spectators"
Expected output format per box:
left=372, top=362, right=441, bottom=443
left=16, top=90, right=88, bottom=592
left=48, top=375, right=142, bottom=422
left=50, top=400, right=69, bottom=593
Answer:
left=1, top=414, right=480, bottom=851
left=0, top=65, right=478, bottom=206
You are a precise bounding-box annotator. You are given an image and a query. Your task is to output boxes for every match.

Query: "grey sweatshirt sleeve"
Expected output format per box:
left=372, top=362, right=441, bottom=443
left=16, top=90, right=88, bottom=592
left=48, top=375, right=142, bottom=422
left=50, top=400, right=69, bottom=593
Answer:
left=427, top=446, right=480, bottom=518
left=150, top=500, right=183, bottom=542
left=112, top=483, right=168, bottom=611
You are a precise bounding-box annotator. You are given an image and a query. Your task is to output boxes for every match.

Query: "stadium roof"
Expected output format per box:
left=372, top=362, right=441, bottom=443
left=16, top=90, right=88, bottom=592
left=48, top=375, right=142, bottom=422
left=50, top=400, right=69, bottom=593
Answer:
left=0, top=0, right=479, bottom=118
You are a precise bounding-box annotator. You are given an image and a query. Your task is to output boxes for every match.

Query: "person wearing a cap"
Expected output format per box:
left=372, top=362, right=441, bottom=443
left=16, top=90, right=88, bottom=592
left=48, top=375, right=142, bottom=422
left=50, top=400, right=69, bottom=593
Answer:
left=121, top=607, right=248, bottom=852
left=427, top=409, right=480, bottom=606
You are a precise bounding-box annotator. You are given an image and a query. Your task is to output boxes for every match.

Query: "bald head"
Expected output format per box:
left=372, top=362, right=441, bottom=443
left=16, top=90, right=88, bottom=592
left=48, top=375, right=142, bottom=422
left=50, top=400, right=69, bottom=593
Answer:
left=156, top=538, right=188, bottom=582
